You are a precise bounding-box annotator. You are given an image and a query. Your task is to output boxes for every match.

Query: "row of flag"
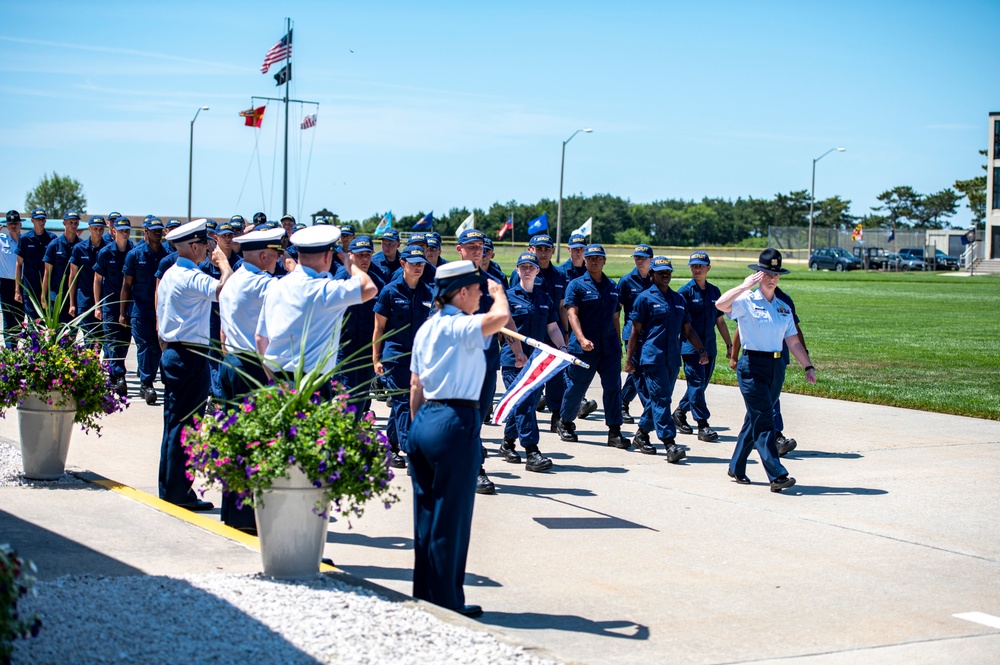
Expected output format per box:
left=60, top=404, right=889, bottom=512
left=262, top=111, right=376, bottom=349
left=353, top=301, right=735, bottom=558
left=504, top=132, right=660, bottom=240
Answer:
left=366, top=210, right=595, bottom=239
left=239, top=105, right=317, bottom=130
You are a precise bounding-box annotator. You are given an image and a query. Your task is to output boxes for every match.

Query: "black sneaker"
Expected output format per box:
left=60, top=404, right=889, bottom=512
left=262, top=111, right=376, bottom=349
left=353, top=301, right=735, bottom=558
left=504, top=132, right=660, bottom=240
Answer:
left=621, top=404, right=635, bottom=424
left=549, top=411, right=560, bottom=433
left=634, top=429, right=656, bottom=455
left=536, top=395, right=548, bottom=413
left=498, top=439, right=522, bottom=464
left=607, top=425, right=631, bottom=449
left=727, top=469, right=751, bottom=485
left=525, top=451, right=553, bottom=472
left=664, top=441, right=686, bottom=463
left=776, top=434, right=797, bottom=457
left=770, top=475, right=796, bottom=492
left=556, top=419, right=578, bottom=442
left=476, top=471, right=496, bottom=495
left=114, top=376, right=128, bottom=397
left=579, top=399, right=598, bottom=418
left=390, top=452, right=407, bottom=468
left=672, top=409, right=693, bottom=435
left=697, top=425, right=719, bottom=442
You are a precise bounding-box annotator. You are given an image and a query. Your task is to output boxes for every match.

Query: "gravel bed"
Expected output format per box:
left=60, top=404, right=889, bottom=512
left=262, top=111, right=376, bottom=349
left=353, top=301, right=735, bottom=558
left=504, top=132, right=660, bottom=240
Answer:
left=0, top=439, right=86, bottom=488
left=13, top=573, right=559, bottom=664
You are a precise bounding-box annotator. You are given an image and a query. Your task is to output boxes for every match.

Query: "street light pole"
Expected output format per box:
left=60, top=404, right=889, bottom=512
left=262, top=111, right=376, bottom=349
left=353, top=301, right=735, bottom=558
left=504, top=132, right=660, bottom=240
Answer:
left=555, top=127, right=592, bottom=263
left=188, top=106, right=210, bottom=221
left=807, top=146, right=845, bottom=257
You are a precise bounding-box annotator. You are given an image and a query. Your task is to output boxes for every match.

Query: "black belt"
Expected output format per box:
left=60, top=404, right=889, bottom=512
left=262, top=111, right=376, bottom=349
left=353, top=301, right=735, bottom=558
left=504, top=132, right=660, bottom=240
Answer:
left=743, top=349, right=782, bottom=359
left=166, top=341, right=208, bottom=351
left=428, top=399, right=479, bottom=410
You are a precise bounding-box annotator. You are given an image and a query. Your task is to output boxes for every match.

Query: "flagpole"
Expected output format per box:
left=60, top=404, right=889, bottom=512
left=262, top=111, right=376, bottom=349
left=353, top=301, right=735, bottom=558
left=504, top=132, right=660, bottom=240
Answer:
left=282, top=17, right=291, bottom=215
left=501, top=328, right=590, bottom=369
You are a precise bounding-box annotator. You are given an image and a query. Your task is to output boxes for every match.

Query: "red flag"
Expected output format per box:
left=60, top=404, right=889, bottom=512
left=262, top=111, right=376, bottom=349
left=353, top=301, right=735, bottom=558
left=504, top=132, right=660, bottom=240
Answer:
left=498, top=216, right=513, bottom=239
left=240, top=106, right=265, bottom=128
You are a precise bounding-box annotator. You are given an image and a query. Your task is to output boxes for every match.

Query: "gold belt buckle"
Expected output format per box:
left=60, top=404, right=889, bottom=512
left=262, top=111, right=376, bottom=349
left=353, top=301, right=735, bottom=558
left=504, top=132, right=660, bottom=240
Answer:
left=772, top=352, right=781, bottom=358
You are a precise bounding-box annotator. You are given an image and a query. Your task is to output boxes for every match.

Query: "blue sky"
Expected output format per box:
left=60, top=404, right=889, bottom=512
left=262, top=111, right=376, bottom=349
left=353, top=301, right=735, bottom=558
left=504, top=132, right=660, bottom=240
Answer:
left=1, top=1, right=995, bottom=228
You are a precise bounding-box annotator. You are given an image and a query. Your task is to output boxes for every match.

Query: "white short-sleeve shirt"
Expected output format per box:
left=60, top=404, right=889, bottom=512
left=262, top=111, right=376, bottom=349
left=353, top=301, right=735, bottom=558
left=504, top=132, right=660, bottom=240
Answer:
left=219, top=263, right=273, bottom=353
left=156, top=257, right=218, bottom=344
left=410, top=305, right=486, bottom=401
left=726, top=288, right=796, bottom=352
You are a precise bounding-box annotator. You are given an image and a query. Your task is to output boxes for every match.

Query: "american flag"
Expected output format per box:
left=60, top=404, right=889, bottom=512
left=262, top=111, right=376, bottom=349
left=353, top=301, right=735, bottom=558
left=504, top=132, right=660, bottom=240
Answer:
left=261, top=30, right=292, bottom=74
left=492, top=348, right=569, bottom=425
left=301, top=113, right=317, bottom=130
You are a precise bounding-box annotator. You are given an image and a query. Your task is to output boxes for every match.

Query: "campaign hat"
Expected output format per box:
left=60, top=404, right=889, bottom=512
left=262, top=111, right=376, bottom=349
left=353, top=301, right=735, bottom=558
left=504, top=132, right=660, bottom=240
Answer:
left=748, top=248, right=790, bottom=275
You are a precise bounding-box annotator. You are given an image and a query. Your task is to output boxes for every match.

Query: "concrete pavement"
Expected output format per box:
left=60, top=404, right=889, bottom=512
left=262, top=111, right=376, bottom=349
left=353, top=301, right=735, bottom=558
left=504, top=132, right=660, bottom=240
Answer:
left=1, top=357, right=998, bottom=664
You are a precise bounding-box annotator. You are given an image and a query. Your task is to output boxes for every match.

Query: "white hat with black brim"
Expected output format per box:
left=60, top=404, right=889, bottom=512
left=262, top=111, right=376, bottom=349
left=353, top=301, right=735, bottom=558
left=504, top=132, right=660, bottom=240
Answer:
left=166, top=218, right=208, bottom=244
left=291, top=225, right=342, bottom=254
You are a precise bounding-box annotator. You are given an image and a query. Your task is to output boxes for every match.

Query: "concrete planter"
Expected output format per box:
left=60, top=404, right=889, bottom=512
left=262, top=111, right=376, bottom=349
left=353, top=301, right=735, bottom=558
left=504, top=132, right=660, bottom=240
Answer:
left=254, top=466, right=330, bottom=578
left=17, top=391, right=77, bottom=480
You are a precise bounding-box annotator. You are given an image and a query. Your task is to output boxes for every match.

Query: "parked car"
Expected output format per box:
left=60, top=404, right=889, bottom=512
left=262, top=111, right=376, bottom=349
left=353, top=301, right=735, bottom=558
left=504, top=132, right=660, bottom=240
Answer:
left=852, top=246, right=889, bottom=270
left=898, top=247, right=959, bottom=271
left=809, top=247, right=863, bottom=272
left=887, top=252, right=927, bottom=271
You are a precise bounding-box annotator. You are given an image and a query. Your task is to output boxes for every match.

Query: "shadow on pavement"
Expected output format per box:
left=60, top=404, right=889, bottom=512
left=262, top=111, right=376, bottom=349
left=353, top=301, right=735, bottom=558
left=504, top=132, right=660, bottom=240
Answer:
left=0, top=509, right=145, bottom=579
left=335, top=564, right=502, bottom=588
left=480, top=610, right=650, bottom=640
left=678, top=455, right=729, bottom=464
left=786, top=451, right=864, bottom=460
left=498, top=484, right=596, bottom=497
left=788, top=485, right=888, bottom=496
left=327, top=531, right=413, bottom=550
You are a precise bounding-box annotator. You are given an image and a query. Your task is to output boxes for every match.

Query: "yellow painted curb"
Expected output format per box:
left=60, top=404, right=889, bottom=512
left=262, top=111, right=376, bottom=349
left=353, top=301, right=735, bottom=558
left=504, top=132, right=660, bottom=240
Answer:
left=84, top=474, right=337, bottom=572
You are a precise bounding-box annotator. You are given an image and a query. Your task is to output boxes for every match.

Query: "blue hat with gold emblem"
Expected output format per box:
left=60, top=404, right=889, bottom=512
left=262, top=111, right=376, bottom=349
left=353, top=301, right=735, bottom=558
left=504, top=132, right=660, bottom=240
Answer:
left=529, top=234, right=554, bottom=248
left=584, top=244, right=606, bottom=258
left=229, top=214, right=245, bottom=230
left=88, top=215, right=106, bottom=227
left=400, top=246, right=429, bottom=264
left=568, top=233, right=587, bottom=248
left=408, top=233, right=428, bottom=246
left=215, top=222, right=235, bottom=236
left=143, top=214, right=156, bottom=224
left=205, top=219, right=218, bottom=234
left=30, top=208, right=46, bottom=220
left=339, top=224, right=356, bottom=236
left=516, top=252, right=539, bottom=268
left=291, top=225, right=342, bottom=254
left=165, top=218, right=182, bottom=230
left=313, top=216, right=332, bottom=226
left=457, top=229, right=486, bottom=245
left=688, top=250, right=710, bottom=266
left=651, top=256, right=674, bottom=272
left=63, top=210, right=81, bottom=221
left=426, top=235, right=441, bottom=249
left=292, top=223, right=306, bottom=233
left=483, top=238, right=494, bottom=252
left=236, top=227, right=285, bottom=252
left=143, top=217, right=165, bottom=230
left=114, top=216, right=132, bottom=231
left=381, top=228, right=400, bottom=242
left=432, top=260, right=484, bottom=300
left=167, top=218, right=208, bottom=244
left=108, top=212, right=122, bottom=222
left=280, top=213, right=295, bottom=224
left=349, top=236, right=375, bottom=253
left=632, top=244, right=653, bottom=258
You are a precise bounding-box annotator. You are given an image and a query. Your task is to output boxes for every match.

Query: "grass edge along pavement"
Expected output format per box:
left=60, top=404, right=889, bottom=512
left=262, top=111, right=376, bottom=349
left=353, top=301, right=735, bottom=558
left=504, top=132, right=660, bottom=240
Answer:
left=487, top=245, right=1000, bottom=421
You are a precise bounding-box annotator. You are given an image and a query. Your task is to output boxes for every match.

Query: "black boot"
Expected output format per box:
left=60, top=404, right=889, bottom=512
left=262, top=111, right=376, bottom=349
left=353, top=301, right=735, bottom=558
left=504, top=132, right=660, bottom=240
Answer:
left=621, top=402, right=634, bottom=424
left=697, top=420, right=719, bottom=442
left=524, top=449, right=553, bottom=472
left=550, top=410, right=561, bottom=432
left=607, top=425, right=631, bottom=449
left=498, top=438, right=522, bottom=464
left=776, top=433, right=797, bottom=457
left=634, top=429, right=656, bottom=455
left=536, top=394, right=548, bottom=412
left=672, top=408, right=692, bottom=435
left=556, top=419, right=578, bottom=442
left=476, top=468, right=496, bottom=495
left=664, top=439, right=686, bottom=463
left=579, top=399, right=598, bottom=418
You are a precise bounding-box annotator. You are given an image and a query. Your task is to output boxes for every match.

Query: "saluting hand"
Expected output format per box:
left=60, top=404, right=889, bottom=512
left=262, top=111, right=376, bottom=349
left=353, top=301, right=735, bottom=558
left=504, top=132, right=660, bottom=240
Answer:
left=209, top=246, right=228, bottom=268
left=486, top=278, right=505, bottom=299
left=742, top=271, right=763, bottom=290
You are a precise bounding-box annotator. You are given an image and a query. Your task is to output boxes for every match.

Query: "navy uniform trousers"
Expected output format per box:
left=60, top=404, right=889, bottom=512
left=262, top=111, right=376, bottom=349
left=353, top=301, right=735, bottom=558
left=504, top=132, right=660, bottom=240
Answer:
left=0, top=278, right=23, bottom=349
left=678, top=352, right=718, bottom=422
left=637, top=363, right=680, bottom=441
left=101, top=305, right=132, bottom=380
left=730, top=354, right=789, bottom=481
left=478, top=345, right=500, bottom=422
left=560, top=351, right=623, bottom=426
left=408, top=401, right=480, bottom=610
left=219, top=352, right=270, bottom=529
left=383, top=360, right=411, bottom=454
left=620, top=372, right=639, bottom=406
left=501, top=357, right=543, bottom=450
left=131, top=311, right=161, bottom=386
left=159, top=344, right=209, bottom=504
left=773, top=359, right=788, bottom=432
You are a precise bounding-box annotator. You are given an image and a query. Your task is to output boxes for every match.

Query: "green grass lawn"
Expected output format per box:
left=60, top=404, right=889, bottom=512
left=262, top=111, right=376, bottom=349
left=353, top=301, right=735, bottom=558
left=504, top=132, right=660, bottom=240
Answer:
left=481, top=246, right=1000, bottom=420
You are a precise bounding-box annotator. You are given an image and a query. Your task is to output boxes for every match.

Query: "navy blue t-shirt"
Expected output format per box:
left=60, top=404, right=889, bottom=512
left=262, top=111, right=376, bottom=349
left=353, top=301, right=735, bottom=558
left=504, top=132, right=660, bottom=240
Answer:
left=617, top=267, right=653, bottom=343
left=373, top=277, right=432, bottom=363
left=501, top=282, right=558, bottom=367
left=42, top=234, right=82, bottom=301
left=630, top=286, right=691, bottom=367
left=15, top=229, right=57, bottom=301
left=68, top=236, right=107, bottom=311
left=123, top=243, right=168, bottom=317
left=94, top=241, right=133, bottom=313
left=564, top=272, right=621, bottom=355
left=677, top=279, right=722, bottom=356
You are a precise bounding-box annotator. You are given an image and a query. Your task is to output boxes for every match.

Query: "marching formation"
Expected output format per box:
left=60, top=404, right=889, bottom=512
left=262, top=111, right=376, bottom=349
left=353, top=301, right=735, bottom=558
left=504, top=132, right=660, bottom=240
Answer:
left=0, top=208, right=817, bottom=617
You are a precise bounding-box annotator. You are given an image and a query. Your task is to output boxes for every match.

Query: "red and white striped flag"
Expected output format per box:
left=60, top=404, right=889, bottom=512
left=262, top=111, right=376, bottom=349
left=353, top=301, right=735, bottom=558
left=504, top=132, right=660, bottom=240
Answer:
left=301, top=113, right=317, bottom=130
left=491, top=349, right=569, bottom=425
left=261, top=30, right=292, bottom=74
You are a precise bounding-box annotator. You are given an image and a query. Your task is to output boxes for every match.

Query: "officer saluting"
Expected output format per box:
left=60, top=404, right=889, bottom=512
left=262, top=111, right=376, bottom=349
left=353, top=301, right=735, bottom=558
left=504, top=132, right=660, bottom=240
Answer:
left=217, top=226, right=285, bottom=532
left=255, top=225, right=377, bottom=395
left=408, top=260, right=512, bottom=618
left=155, top=219, right=234, bottom=510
